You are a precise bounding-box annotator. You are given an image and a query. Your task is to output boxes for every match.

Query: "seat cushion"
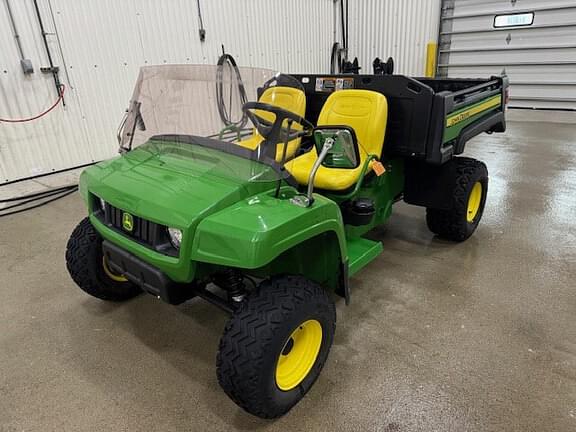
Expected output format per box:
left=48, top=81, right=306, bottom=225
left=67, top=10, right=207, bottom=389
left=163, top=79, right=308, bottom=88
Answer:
left=286, top=89, right=388, bottom=191
left=237, top=86, right=306, bottom=162
left=286, top=150, right=368, bottom=191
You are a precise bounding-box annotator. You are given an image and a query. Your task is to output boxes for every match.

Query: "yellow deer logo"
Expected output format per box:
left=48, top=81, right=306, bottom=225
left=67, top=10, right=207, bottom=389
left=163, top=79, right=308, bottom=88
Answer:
left=122, top=212, right=134, bottom=232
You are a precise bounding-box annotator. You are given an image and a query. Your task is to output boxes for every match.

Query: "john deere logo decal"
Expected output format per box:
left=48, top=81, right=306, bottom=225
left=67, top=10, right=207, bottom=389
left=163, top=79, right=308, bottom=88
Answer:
left=446, top=95, right=502, bottom=128
left=122, top=212, right=134, bottom=232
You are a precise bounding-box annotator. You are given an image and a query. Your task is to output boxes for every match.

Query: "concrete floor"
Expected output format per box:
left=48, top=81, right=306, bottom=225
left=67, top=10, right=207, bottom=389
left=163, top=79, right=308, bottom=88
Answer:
left=1, top=118, right=575, bottom=432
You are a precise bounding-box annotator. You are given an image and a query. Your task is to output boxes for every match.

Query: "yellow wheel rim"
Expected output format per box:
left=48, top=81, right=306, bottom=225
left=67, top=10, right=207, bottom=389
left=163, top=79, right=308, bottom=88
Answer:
left=275, top=320, right=323, bottom=391
left=467, top=182, right=483, bottom=222
left=102, top=256, right=128, bottom=282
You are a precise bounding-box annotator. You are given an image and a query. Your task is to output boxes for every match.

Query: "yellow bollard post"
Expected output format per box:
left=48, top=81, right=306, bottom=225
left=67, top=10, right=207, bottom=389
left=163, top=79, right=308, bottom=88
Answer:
left=425, top=42, right=438, bottom=78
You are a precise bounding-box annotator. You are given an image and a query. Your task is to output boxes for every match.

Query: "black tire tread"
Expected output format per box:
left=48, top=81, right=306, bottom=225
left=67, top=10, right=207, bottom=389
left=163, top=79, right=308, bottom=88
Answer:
left=65, top=217, right=140, bottom=301
left=216, top=275, right=336, bottom=418
left=426, top=157, right=488, bottom=242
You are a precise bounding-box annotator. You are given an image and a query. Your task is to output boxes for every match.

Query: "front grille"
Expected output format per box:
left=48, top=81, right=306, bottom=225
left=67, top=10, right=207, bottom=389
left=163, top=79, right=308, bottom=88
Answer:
left=107, top=204, right=156, bottom=246
left=92, top=195, right=178, bottom=257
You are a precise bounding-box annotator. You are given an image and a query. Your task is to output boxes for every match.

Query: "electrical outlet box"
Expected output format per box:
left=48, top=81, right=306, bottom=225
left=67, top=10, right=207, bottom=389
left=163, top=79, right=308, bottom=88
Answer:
left=20, top=59, right=34, bottom=74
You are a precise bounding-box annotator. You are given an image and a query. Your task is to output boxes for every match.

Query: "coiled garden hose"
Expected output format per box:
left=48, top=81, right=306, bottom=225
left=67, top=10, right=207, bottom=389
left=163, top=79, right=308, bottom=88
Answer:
left=0, top=184, right=78, bottom=218
left=216, top=53, right=248, bottom=130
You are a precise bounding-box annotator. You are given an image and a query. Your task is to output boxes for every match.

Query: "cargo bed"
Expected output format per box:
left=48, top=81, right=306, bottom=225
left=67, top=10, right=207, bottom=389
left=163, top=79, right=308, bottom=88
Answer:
left=292, top=74, right=509, bottom=165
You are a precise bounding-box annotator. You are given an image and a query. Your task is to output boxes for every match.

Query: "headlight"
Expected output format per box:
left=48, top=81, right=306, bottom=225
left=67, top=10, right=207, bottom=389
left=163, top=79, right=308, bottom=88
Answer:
left=99, top=197, right=106, bottom=212
left=167, top=227, right=182, bottom=249
left=94, top=196, right=106, bottom=213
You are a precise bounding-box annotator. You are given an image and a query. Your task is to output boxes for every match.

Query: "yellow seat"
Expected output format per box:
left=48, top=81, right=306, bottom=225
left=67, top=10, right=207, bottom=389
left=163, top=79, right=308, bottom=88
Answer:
left=286, top=90, right=388, bottom=191
left=237, top=86, right=306, bottom=162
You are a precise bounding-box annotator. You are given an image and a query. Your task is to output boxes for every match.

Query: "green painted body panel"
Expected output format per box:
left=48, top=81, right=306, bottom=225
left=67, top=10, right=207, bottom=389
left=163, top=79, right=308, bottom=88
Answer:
left=325, top=158, right=404, bottom=239
left=347, top=237, right=384, bottom=276
left=81, top=140, right=274, bottom=228
left=191, top=188, right=346, bottom=269
left=239, top=229, right=343, bottom=290
left=443, top=95, right=502, bottom=143
left=80, top=139, right=349, bottom=284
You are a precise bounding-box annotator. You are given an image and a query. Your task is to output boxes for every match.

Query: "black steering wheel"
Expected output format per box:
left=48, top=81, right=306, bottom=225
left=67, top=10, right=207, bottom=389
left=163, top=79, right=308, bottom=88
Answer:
left=242, top=101, right=314, bottom=159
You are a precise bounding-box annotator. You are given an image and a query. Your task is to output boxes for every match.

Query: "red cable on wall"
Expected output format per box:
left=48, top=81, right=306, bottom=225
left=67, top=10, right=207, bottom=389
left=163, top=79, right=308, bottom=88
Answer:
left=0, top=84, right=66, bottom=123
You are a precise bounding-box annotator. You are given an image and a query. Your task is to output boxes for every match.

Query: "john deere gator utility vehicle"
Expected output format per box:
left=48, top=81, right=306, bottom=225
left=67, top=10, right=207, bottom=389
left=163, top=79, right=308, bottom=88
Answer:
left=66, top=64, right=508, bottom=418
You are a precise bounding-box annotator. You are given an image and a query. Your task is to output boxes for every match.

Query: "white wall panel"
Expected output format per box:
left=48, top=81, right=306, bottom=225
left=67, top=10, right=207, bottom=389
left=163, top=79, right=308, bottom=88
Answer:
left=0, top=0, right=334, bottom=183
left=0, top=0, right=92, bottom=183
left=345, top=0, right=441, bottom=76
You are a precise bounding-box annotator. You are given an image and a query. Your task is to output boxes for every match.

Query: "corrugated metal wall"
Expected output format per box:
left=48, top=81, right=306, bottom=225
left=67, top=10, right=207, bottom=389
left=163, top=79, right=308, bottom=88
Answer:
left=1, top=0, right=438, bottom=183
left=0, top=0, right=91, bottom=183
left=344, top=0, right=441, bottom=76
left=0, top=0, right=335, bottom=183
left=439, top=0, right=576, bottom=110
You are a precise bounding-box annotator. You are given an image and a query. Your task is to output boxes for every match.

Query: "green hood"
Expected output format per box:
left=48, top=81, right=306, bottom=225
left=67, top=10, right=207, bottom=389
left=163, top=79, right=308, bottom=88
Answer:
left=80, top=139, right=348, bottom=287
left=80, top=140, right=274, bottom=229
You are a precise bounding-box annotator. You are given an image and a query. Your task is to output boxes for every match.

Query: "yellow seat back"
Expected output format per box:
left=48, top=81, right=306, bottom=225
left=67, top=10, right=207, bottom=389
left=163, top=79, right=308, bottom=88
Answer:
left=286, top=90, right=388, bottom=191
left=317, top=89, right=388, bottom=157
left=237, top=86, right=306, bottom=161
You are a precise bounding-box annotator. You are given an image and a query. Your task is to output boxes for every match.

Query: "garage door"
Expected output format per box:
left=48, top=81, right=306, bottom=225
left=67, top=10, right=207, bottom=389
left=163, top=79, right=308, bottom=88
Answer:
left=438, top=0, right=576, bottom=110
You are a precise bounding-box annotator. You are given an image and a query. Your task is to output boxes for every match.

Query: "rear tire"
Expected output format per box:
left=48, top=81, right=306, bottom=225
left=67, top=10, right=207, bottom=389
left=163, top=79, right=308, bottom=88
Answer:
left=426, top=157, right=488, bottom=242
left=216, top=275, right=336, bottom=419
left=65, top=217, right=141, bottom=301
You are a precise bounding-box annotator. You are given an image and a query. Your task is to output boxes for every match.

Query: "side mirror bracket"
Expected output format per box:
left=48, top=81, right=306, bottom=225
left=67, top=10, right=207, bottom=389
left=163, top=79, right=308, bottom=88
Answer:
left=290, top=137, right=335, bottom=208
left=290, top=126, right=360, bottom=208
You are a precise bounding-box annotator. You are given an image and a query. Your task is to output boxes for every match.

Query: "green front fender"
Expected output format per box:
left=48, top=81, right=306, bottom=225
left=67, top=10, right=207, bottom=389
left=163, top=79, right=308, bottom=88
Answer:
left=191, top=190, right=347, bottom=270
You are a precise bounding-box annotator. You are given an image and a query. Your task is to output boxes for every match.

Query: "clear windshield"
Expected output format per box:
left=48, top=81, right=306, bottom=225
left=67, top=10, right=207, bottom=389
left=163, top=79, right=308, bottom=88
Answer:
left=120, top=64, right=306, bottom=183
